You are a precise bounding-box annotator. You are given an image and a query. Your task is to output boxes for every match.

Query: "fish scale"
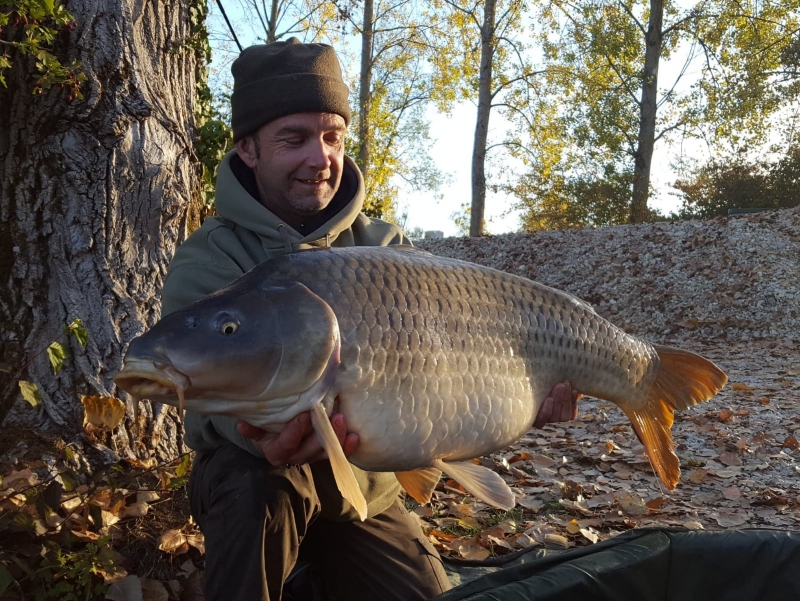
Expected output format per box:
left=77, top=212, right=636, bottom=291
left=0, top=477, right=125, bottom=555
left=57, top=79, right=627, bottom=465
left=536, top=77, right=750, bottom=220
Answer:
left=115, top=245, right=727, bottom=519
left=275, top=248, right=648, bottom=468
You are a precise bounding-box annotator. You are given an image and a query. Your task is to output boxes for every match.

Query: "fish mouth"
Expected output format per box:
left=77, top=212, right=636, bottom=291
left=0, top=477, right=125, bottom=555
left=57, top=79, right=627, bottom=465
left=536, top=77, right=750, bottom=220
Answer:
left=114, top=359, right=191, bottom=416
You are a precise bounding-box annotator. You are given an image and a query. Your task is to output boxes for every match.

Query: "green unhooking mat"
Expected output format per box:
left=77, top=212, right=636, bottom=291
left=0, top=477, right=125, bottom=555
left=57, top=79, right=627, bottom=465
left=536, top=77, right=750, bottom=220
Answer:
left=434, top=528, right=800, bottom=601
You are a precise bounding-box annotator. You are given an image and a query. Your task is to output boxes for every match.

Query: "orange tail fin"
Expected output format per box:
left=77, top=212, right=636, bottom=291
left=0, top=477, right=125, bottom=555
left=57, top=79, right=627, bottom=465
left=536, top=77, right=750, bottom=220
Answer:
left=621, top=345, right=727, bottom=489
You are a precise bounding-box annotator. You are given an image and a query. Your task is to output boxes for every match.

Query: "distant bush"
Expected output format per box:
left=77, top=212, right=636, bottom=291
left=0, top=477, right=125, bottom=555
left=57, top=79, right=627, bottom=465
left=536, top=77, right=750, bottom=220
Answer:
left=673, top=146, right=800, bottom=218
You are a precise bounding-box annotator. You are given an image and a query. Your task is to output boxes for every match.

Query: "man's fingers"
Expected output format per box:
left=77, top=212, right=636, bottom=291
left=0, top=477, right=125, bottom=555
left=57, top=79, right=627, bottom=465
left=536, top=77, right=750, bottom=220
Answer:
left=343, top=432, right=359, bottom=457
left=533, top=396, right=554, bottom=429
left=558, top=382, right=574, bottom=421
left=330, top=412, right=347, bottom=445
left=263, top=412, right=312, bottom=466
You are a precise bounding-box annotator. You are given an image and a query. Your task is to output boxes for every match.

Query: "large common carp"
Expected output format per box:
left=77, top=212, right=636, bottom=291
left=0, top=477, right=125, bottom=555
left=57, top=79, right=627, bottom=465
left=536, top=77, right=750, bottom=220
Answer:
left=114, top=246, right=727, bottom=520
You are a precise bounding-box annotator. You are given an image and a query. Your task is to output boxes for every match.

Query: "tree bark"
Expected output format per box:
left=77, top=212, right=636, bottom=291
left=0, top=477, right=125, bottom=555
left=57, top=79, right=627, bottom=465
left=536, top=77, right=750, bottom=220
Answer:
left=0, top=0, right=202, bottom=463
left=630, top=0, right=663, bottom=223
left=470, top=0, right=496, bottom=237
left=357, top=0, right=375, bottom=184
left=268, top=0, right=279, bottom=43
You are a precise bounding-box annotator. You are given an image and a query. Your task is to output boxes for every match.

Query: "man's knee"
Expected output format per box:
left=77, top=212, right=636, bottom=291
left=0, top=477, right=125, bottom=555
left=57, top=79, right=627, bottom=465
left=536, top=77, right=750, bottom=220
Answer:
left=189, top=446, right=319, bottom=530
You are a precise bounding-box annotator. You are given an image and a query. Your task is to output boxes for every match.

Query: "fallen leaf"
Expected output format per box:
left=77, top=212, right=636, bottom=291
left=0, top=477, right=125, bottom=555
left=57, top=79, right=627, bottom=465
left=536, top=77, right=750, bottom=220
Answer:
left=457, top=538, right=490, bottom=561
left=141, top=580, right=169, bottom=601
left=120, top=503, right=150, bottom=519
left=543, top=533, right=570, bottom=548
left=508, top=451, right=533, bottom=463
left=617, top=493, right=647, bottom=517
left=180, top=570, right=205, bottom=601
left=732, top=382, right=754, bottom=391
left=714, top=511, right=749, bottom=527
left=158, top=529, right=188, bottom=554
left=722, top=487, right=741, bottom=500
left=646, top=497, right=667, bottom=511
left=566, top=519, right=581, bottom=535
left=1, top=469, right=38, bottom=491
left=516, top=496, right=544, bottom=512
left=82, top=395, right=126, bottom=429
left=515, top=532, right=539, bottom=548
left=580, top=527, right=600, bottom=544
left=719, top=452, right=742, bottom=466
left=688, top=469, right=708, bottom=484
left=718, top=409, right=734, bottom=421
left=782, top=436, right=799, bottom=451
left=105, top=575, right=142, bottom=601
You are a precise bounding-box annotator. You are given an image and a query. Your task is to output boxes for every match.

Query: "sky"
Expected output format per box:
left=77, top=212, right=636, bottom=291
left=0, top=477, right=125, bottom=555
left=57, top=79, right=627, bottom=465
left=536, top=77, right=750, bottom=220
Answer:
left=206, top=3, right=711, bottom=238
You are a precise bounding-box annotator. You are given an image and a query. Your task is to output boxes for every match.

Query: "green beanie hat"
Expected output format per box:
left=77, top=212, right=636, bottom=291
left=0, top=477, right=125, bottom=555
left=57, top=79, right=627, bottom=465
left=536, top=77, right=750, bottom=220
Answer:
left=230, top=38, right=352, bottom=142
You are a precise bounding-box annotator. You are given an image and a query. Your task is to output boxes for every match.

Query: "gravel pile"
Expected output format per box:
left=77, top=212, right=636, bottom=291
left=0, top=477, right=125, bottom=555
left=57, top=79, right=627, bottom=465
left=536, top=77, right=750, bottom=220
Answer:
left=418, top=206, right=800, bottom=345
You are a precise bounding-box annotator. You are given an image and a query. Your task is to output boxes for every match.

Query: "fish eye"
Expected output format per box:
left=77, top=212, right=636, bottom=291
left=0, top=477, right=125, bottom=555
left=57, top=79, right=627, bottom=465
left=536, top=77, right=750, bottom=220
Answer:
left=220, top=321, right=238, bottom=335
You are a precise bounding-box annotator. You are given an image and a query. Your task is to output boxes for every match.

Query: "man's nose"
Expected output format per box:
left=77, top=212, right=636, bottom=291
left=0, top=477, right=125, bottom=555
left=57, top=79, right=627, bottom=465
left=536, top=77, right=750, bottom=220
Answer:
left=305, top=137, right=332, bottom=170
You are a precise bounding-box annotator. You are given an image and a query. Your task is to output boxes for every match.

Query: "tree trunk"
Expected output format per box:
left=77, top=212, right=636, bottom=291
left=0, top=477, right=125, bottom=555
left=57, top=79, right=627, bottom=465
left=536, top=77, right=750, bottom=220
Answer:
left=268, top=0, right=279, bottom=43
left=357, top=0, right=375, bottom=183
left=470, top=0, right=496, bottom=237
left=0, top=0, right=202, bottom=463
left=630, top=0, right=663, bottom=223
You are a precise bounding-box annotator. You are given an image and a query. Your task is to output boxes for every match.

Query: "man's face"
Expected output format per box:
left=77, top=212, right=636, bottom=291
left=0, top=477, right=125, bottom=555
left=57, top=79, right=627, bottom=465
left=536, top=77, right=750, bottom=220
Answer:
left=236, top=112, right=347, bottom=228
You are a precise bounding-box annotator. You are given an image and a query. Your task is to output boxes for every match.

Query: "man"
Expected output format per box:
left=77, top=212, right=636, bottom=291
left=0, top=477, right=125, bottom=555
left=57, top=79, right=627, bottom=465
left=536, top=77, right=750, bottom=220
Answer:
left=161, top=38, right=579, bottom=601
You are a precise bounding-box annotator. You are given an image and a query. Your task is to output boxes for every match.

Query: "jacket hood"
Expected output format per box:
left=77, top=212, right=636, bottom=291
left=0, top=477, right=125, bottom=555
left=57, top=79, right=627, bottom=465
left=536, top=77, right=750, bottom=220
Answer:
left=213, top=149, right=366, bottom=251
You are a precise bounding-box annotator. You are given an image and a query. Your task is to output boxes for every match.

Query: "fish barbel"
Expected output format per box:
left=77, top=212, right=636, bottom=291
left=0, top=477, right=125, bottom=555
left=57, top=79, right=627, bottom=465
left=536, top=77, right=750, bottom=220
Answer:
left=114, top=246, right=727, bottom=520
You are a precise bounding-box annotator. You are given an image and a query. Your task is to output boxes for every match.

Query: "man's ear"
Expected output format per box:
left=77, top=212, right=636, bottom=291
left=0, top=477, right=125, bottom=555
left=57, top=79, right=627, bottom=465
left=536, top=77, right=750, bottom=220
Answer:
left=236, top=136, right=258, bottom=169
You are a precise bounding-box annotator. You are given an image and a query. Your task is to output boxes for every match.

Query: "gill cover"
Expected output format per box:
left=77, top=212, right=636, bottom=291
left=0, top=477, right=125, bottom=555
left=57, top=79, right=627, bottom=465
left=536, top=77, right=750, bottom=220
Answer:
left=258, top=281, right=340, bottom=400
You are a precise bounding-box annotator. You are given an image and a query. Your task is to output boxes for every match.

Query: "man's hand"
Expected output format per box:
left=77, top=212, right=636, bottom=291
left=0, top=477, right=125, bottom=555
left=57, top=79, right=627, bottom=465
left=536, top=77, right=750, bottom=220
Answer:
left=237, top=412, right=359, bottom=467
left=533, top=381, right=580, bottom=429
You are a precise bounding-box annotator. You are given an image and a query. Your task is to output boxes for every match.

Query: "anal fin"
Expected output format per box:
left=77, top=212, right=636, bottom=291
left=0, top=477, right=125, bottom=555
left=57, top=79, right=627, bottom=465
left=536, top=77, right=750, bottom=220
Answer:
left=395, top=468, right=442, bottom=504
left=309, top=403, right=368, bottom=521
left=433, top=459, right=515, bottom=510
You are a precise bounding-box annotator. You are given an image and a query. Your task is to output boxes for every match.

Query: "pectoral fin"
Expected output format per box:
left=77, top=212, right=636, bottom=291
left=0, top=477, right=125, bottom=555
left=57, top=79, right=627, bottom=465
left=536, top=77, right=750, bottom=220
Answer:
left=433, top=459, right=516, bottom=511
left=309, top=403, right=368, bottom=521
left=395, top=468, right=442, bottom=504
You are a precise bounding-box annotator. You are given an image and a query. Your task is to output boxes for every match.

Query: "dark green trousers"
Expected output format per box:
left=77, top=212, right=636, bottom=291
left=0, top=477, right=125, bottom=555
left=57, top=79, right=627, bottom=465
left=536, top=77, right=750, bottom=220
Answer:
left=189, top=444, right=451, bottom=601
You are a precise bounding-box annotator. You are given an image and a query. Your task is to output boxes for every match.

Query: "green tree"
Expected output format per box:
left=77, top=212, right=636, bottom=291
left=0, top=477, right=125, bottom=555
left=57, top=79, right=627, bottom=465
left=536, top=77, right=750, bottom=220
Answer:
left=332, top=0, right=444, bottom=219
left=428, top=0, right=537, bottom=236
left=514, top=0, right=800, bottom=227
left=514, top=163, right=635, bottom=231
left=674, top=145, right=800, bottom=218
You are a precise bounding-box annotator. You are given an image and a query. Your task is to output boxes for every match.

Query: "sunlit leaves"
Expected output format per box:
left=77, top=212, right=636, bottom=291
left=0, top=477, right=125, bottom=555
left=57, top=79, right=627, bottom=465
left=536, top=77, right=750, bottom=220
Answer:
left=46, top=341, right=68, bottom=374
left=0, top=0, right=85, bottom=96
left=19, top=380, right=42, bottom=407
left=511, top=0, right=800, bottom=231
left=65, top=318, right=88, bottom=348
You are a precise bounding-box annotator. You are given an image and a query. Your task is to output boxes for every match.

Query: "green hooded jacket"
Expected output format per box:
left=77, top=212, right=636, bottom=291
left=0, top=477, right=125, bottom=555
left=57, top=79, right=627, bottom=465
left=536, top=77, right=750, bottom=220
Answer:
left=161, top=149, right=410, bottom=521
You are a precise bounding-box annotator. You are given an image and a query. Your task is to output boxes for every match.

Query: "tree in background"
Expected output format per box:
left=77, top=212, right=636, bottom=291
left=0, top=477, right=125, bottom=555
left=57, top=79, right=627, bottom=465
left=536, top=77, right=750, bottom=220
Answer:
left=674, top=144, right=800, bottom=218
left=428, top=0, right=536, bottom=236
left=512, top=164, right=635, bottom=231
left=0, top=0, right=205, bottom=462
left=230, top=0, right=336, bottom=43
left=338, top=0, right=444, bottom=218
left=512, top=0, right=800, bottom=227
